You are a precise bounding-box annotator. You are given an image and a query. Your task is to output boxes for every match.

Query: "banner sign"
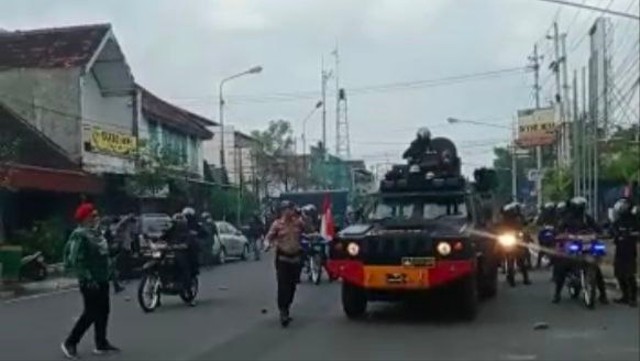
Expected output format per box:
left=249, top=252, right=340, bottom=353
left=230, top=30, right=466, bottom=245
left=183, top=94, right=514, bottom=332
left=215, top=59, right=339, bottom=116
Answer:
left=90, top=128, right=137, bottom=156
left=516, top=107, right=556, bottom=147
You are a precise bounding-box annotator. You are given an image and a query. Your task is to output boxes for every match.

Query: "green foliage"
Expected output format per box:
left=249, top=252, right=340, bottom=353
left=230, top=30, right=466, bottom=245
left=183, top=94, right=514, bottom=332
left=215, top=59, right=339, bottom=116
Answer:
left=600, top=125, right=640, bottom=183
left=542, top=166, right=572, bottom=202
left=250, top=120, right=294, bottom=156
left=9, top=217, right=67, bottom=262
left=125, top=142, right=189, bottom=199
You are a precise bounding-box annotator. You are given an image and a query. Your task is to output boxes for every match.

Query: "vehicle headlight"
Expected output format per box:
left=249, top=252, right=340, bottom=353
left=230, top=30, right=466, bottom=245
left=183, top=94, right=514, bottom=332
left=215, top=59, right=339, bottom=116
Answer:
left=437, top=242, right=452, bottom=256
left=498, top=233, right=517, bottom=247
left=152, top=251, right=162, bottom=259
left=346, top=242, right=360, bottom=256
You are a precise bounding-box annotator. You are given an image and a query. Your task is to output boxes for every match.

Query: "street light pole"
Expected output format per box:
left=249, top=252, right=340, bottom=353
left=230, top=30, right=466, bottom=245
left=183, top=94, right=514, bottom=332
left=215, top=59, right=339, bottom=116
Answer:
left=218, top=66, right=263, bottom=172
left=301, top=101, right=323, bottom=190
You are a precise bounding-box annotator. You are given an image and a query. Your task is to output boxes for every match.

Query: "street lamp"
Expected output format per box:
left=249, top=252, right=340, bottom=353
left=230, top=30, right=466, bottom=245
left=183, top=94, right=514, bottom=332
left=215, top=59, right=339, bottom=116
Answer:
left=447, top=116, right=520, bottom=202
left=218, top=65, right=263, bottom=171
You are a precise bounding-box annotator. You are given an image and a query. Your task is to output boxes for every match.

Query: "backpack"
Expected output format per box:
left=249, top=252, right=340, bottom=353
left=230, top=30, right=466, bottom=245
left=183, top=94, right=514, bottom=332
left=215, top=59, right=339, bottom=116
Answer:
left=63, top=229, right=85, bottom=274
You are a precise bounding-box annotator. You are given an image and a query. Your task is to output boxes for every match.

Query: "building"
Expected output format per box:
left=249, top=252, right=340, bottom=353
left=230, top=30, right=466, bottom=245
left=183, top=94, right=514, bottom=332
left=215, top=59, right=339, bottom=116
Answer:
left=203, top=126, right=261, bottom=188
left=0, top=24, right=138, bottom=176
left=138, top=86, right=214, bottom=178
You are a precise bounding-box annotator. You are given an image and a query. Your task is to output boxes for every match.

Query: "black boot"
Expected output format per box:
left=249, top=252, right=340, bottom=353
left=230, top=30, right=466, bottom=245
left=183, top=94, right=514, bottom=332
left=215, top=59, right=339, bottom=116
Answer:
left=279, top=309, right=291, bottom=327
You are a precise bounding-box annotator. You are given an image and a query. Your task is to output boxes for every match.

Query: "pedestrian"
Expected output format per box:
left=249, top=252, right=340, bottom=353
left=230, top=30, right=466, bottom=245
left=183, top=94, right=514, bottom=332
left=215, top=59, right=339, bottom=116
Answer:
left=264, top=200, right=314, bottom=327
left=61, top=202, right=120, bottom=359
left=611, top=197, right=638, bottom=307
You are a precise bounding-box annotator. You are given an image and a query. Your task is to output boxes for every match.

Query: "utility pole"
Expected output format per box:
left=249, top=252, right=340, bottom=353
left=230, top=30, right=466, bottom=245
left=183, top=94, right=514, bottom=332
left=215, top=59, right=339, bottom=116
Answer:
left=560, top=32, right=572, bottom=166
left=550, top=22, right=564, bottom=166
left=334, top=44, right=340, bottom=155
left=529, top=44, right=544, bottom=209
left=581, top=67, right=587, bottom=199
left=320, top=57, right=333, bottom=156
left=572, top=70, right=579, bottom=196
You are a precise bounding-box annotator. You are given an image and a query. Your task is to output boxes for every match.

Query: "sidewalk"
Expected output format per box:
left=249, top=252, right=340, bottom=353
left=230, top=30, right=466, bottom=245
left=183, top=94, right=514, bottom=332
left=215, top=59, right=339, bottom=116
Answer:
left=0, top=263, right=78, bottom=301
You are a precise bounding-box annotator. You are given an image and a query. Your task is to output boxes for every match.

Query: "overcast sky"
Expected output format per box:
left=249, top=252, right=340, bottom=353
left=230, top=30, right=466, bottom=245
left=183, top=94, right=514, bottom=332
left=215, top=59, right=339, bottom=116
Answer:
left=2, top=0, right=638, bottom=176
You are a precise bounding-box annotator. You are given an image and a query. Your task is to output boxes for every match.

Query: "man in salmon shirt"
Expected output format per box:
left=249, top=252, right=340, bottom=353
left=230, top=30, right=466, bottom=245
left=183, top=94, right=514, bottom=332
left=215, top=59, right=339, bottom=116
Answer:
left=265, top=200, right=315, bottom=327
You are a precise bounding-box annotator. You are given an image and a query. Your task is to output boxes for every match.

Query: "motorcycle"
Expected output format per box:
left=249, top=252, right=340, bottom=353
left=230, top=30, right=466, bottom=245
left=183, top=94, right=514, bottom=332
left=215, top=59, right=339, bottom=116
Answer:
left=19, top=251, right=48, bottom=281
left=562, top=233, right=606, bottom=310
left=497, top=231, right=525, bottom=286
left=301, top=235, right=330, bottom=285
left=137, top=241, right=198, bottom=313
left=536, top=225, right=555, bottom=268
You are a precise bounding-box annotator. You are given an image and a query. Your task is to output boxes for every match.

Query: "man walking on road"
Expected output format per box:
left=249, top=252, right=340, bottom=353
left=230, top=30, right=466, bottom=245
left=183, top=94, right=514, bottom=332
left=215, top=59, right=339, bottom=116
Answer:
left=61, top=203, right=120, bottom=358
left=265, top=201, right=314, bottom=327
left=611, top=197, right=638, bottom=307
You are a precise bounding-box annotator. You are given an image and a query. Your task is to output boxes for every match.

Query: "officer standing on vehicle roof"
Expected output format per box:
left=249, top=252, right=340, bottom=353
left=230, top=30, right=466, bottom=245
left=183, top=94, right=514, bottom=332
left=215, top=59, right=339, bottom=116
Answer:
left=402, top=127, right=432, bottom=164
left=610, top=197, right=638, bottom=307
left=553, top=196, right=609, bottom=304
left=264, top=200, right=314, bottom=327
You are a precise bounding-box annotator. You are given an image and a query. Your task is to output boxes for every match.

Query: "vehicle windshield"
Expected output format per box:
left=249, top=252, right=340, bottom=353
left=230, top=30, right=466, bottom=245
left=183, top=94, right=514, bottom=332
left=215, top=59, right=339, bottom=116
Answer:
left=368, top=195, right=467, bottom=221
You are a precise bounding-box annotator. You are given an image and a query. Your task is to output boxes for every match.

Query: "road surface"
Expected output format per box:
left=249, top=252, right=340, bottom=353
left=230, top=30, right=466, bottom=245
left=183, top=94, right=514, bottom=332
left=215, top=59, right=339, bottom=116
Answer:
left=0, top=257, right=638, bottom=361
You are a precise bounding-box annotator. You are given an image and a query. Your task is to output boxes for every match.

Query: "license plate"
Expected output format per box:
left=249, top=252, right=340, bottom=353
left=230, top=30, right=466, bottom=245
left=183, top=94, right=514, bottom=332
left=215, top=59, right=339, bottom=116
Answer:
left=401, top=257, right=435, bottom=268
left=385, top=273, right=407, bottom=284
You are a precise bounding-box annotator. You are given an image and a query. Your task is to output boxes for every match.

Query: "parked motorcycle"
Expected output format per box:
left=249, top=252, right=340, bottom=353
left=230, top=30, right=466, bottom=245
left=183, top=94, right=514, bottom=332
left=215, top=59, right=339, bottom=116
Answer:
left=19, top=251, right=48, bottom=281
left=563, top=233, right=606, bottom=310
left=137, top=241, right=198, bottom=313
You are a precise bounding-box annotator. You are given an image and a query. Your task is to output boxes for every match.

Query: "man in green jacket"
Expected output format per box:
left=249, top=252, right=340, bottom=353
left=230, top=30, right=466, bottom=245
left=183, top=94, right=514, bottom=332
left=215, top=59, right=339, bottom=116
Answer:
left=61, top=202, right=120, bottom=359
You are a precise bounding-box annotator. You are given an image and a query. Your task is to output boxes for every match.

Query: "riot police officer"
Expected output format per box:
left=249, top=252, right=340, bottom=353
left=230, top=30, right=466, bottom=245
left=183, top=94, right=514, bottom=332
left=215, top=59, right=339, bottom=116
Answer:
left=499, top=202, right=531, bottom=287
left=535, top=202, right=557, bottom=268
left=610, top=197, right=638, bottom=307
left=402, top=127, right=432, bottom=164
left=553, top=196, right=608, bottom=304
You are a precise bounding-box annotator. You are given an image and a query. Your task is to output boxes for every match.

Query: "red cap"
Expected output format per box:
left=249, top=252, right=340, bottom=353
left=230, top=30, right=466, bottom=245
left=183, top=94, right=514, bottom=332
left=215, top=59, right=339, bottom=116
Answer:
left=74, top=203, right=96, bottom=222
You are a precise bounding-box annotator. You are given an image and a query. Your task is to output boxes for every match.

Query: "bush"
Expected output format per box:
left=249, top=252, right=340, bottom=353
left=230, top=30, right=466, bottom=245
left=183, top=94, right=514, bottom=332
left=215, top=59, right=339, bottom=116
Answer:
left=9, top=217, right=67, bottom=263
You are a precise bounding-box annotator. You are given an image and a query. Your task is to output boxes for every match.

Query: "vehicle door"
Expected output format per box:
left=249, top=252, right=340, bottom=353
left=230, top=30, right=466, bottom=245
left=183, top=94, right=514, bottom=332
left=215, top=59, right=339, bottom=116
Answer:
left=225, top=223, right=243, bottom=255
left=216, top=222, right=233, bottom=254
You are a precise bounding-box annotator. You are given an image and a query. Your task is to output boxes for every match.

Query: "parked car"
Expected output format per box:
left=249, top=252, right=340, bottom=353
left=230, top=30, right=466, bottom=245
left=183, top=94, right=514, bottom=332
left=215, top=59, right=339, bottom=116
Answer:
left=213, top=221, right=250, bottom=264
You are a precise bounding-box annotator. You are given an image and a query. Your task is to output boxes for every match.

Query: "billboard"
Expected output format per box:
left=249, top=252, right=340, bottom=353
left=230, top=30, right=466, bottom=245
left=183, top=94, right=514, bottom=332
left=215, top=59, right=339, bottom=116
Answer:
left=516, top=107, right=557, bottom=148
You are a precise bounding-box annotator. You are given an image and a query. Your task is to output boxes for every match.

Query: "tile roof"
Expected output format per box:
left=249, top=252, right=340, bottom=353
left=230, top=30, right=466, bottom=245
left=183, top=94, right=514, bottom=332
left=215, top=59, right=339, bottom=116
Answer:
left=0, top=23, right=110, bottom=69
left=138, top=86, right=215, bottom=139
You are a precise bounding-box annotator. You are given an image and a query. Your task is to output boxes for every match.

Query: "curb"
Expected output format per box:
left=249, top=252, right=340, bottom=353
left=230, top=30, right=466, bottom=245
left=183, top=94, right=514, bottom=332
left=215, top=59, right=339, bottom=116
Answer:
left=0, top=278, right=78, bottom=301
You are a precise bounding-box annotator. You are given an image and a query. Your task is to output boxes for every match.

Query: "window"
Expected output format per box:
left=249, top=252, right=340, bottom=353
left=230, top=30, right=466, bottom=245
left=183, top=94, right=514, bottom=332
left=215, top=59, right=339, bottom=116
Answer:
left=368, top=195, right=467, bottom=221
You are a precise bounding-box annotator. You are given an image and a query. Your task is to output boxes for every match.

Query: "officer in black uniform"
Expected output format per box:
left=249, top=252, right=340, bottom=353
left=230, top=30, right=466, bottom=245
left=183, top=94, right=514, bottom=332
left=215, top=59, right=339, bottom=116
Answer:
left=499, top=202, right=531, bottom=287
left=535, top=202, right=557, bottom=268
left=402, top=127, right=432, bottom=164
left=553, top=197, right=608, bottom=304
left=610, top=197, right=638, bottom=307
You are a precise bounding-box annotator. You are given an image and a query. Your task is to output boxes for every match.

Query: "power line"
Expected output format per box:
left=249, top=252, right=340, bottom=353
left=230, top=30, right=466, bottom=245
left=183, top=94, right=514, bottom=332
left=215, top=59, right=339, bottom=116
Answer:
left=537, top=0, right=640, bottom=20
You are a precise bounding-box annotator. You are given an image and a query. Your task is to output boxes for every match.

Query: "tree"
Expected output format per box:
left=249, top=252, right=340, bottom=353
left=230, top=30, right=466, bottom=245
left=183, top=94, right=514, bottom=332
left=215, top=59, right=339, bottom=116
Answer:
left=542, top=166, right=573, bottom=202
left=600, top=125, right=640, bottom=184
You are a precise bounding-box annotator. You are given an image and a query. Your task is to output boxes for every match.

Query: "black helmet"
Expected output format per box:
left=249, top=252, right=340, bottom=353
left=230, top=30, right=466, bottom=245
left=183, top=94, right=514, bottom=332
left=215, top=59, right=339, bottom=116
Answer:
left=544, top=202, right=556, bottom=210
left=613, top=197, right=632, bottom=216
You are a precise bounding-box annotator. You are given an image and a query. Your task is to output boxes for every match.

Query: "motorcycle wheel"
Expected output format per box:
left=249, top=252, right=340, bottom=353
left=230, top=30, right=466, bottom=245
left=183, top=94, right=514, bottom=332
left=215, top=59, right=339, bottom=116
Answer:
left=310, top=255, right=323, bottom=285
left=180, top=277, right=199, bottom=303
left=582, top=268, right=596, bottom=310
left=138, top=274, right=160, bottom=313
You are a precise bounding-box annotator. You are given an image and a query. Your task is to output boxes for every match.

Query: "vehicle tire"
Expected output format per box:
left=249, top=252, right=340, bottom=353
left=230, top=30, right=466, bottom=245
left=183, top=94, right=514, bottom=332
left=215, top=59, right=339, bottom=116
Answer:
left=310, top=255, right=323, bottom=285
left=342, top=283, right=367, bottom=319
left=458, top=274, right=479, bottom=321
left=138, top=274, right=160, bottom=313
left=480, top=263, right=498, bottom=299
left=241, top=244, right=249, bottom=261
left=582, top=267, right=597, bottom=310
left=218, top=247, right=227, bottom=265
left=180, top=277, right=199, bottom=303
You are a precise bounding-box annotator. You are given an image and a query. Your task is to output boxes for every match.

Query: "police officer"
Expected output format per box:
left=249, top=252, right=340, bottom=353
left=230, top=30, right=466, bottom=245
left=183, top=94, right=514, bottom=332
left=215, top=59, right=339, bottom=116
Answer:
left=535, top=202, right=557, bottom=268
left=164, top=213, right=197, bottom=306
left=610, top=197, right=638, bottom=307
left=402, top=127, right=432, bottom=164
left=553, top=196, right=608, bottom=304
left=499, top=202, right=531, bottom=287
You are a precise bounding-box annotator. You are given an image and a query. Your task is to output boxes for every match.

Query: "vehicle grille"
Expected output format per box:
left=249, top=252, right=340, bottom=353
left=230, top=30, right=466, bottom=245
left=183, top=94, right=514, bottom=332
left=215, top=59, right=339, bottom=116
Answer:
left=360, top=234, right=434, bottom=265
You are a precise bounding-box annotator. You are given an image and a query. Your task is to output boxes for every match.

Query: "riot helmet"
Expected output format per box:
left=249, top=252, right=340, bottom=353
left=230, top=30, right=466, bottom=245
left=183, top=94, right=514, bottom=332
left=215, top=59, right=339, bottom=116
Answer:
left=417, top=127, right=431, bottom=140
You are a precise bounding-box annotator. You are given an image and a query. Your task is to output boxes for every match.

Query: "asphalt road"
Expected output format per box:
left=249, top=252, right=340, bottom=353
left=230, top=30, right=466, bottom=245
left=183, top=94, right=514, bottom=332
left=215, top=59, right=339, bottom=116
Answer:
left=0, top=257, right=638, bottom=361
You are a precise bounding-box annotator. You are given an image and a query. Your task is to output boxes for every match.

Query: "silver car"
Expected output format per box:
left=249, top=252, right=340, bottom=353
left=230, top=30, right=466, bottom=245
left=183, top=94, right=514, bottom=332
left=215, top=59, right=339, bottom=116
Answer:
left=213, top=221, right=250, bottom=264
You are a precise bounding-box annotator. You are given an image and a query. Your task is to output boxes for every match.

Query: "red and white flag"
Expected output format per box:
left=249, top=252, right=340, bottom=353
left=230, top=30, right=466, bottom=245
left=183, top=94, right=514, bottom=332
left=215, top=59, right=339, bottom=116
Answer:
left=320, top=193, right=335, bottom=241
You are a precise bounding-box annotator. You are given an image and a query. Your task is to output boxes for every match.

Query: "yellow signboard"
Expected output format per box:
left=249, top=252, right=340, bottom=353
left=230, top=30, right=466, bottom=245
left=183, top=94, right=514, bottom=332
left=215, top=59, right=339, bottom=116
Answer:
left=90, top=128, right=137, bottom=156
left=516, top=107, right=557, bottom=148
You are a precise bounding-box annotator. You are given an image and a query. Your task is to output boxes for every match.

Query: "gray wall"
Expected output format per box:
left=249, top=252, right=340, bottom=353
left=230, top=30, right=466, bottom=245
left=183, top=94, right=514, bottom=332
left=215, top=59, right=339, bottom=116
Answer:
left=0, top=67, right=81, bottom=161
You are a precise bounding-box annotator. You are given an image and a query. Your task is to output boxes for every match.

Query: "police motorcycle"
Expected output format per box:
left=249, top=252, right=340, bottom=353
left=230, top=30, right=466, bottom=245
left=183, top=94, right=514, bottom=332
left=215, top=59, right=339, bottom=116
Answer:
left=559, top=232, right=607, bottom=309
left=137, top=216, right=199, bottom=313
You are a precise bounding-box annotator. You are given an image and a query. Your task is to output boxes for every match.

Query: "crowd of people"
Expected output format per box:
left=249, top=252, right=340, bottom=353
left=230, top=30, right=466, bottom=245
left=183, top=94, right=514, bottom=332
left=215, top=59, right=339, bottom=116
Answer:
left=497, top=196, right=639, bottom=307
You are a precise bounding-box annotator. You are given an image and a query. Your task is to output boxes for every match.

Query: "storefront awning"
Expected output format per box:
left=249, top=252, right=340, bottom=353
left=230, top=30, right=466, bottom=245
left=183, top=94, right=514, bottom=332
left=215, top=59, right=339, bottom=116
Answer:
left=2, top=163, right=104, bottom=194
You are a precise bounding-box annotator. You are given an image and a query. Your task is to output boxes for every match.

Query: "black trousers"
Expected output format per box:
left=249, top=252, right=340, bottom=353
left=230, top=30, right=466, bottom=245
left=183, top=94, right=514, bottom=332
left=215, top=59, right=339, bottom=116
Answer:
left=505, top=250, right=530, bottom=283
left=615, top=257, right=638, bottom=301
left=275, top=252, right=302, bottom=312
left=66, top=282, right=110, bottom=347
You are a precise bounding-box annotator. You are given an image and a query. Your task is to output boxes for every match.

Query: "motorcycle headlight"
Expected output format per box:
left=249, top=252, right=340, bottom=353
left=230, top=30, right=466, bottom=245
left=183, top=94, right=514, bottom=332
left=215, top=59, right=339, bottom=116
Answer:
left=498, top=233, right=517, bottom=247
left=437, top=242, right=452, bottom=256
left=152, top=251, right=162, bottom=259
left=346, top=242, right=360, bottom=256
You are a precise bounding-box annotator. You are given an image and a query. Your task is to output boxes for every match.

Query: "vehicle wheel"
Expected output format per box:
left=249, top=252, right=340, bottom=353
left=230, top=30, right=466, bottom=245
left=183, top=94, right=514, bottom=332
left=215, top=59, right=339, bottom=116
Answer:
left=218, top=247, right=227, bottom=265
left=480, top=263, right=498, bottom=299
left=310, top=255, right=323, bottom=285
left=458, top=274, right=479, bottom=321
left=137, top=275, right=160, bottom=313
left=180, top=277, right=199, bottom=303
left=582, top=268, right=596, bottom=310
left=342, top=283, right=367, bottom=319
left=241, top=244, right=249, bottom=261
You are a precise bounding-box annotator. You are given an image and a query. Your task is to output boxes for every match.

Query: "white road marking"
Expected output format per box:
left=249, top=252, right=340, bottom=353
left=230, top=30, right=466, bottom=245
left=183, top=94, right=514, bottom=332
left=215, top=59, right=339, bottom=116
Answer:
left=502, top=354, right=538, bottom=361
left=2, top=287, right=78, bottom=305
